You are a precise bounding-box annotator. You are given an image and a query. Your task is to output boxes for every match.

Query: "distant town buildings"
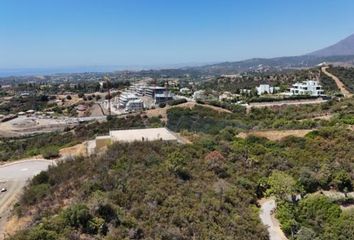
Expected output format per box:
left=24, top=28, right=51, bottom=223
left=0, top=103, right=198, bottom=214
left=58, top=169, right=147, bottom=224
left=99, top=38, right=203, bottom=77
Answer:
left=240, top=89, right=252, bottom=95
left=180, top=87, right=191, bottom=95
left=118, top=92, right=140, bottom=109
left=289, top=80, right=324, bottom=96
left=145, top=86, right=167, bottom=98
left=193, top=90, right=206, bottom=100
left=219, top=91, right=239, bottom=101
left=125, top=99, right=144, bottom=112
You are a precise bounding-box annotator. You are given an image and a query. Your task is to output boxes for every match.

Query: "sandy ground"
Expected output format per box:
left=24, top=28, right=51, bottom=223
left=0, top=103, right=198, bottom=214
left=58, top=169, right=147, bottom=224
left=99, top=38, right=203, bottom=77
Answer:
left=88, top=103, right=105, bottom=117
left=321, top=66, right=353, bottom=98
left=237, top=129, right=314, bottom=141
left=302, top=113, right=333, bottom=121
left=0, top=116, right=78, bottom=138
left=259, top=198, right=288, bottom=240
left=59, top=143, right=87, bottom=158
left=247, top=98, right=328, bottom=110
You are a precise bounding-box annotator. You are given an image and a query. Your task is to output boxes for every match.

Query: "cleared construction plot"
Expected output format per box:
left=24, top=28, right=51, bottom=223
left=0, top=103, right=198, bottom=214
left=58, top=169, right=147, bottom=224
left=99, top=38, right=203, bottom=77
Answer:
left=110, top=128, right=178, bottom=142
left=89, top=128, right=182, bottom=154
left=0, top=116, right=77, bottom=137
left=0, top=115, right=106, bottom=138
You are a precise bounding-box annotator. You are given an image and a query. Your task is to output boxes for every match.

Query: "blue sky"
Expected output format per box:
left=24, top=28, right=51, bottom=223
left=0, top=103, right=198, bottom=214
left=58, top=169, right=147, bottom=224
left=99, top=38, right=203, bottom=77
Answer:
left=1, top=0, right=354, bottom=69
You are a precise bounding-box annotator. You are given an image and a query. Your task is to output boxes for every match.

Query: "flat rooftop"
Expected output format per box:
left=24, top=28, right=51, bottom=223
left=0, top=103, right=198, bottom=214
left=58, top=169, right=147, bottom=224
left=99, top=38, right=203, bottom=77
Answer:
left=109, top=128, right=178, bottom=142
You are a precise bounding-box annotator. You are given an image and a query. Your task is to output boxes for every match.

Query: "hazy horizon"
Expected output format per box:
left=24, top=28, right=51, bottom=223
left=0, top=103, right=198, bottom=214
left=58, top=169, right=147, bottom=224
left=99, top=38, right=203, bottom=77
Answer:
left=1, top=0, right=354, bottom=73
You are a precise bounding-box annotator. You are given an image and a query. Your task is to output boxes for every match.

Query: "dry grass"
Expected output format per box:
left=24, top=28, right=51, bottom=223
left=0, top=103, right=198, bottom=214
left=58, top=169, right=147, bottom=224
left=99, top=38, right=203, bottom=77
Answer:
left=59, top=143, right=87, bottom=158
left=237, top=129, right=314, bottom=141
left=3, top=215, right=32, bottom=239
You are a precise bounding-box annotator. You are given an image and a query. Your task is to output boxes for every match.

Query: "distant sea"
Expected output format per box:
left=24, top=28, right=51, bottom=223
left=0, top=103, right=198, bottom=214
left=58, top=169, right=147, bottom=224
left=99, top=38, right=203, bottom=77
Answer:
left=0, top=66, right=125, bottom=77
left=0, top=62, right=213, bottom=77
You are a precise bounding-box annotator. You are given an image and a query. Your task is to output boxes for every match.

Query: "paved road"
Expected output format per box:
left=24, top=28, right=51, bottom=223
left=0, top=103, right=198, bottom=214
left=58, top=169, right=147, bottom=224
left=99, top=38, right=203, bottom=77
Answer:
left=321, top=66, right=353, bottom=98
left=0, top=160, right=54, bottom=239
left=259, top=198, right=288, bottom=240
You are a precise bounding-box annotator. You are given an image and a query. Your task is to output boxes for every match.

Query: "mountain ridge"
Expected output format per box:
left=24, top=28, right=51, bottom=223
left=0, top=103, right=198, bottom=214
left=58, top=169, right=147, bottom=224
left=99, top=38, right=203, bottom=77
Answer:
left=308, top=34, right=354, bottom=57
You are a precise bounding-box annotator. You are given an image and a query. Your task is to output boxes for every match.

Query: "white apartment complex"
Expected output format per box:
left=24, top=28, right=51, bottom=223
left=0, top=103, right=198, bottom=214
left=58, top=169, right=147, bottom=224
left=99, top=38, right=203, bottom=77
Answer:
left=125, top=99, right=144, bottom=112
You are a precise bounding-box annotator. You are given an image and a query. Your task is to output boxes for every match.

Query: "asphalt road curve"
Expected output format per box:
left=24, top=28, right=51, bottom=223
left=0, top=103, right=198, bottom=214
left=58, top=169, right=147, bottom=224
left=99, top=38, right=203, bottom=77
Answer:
left=0, top=160, right=54, bottom=239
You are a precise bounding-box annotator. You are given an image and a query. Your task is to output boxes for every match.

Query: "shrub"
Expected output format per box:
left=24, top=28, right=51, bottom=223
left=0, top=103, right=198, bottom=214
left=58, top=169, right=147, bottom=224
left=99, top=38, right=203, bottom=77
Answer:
left=42, top=147, right=60, bottom=159
left=158, top=103, right=166, bottom=108
left=32, top=171, right=50, bottom=185
left=167, top=98, right=187, bottom=106
left=21, top=184, right=50, bottom=205
left=62, top=204, right=93, bottom=231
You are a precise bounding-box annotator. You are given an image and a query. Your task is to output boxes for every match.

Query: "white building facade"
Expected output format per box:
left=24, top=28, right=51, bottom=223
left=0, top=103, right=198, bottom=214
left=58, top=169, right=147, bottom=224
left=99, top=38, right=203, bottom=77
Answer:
left=256, top=84, right=276, bottom=95
left=289, top=80, right=324, bottom=96
left=125, top=99, right=144, bottom=112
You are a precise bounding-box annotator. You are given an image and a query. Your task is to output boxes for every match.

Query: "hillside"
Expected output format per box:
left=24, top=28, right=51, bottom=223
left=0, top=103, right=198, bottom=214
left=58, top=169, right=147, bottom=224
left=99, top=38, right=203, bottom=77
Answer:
left=309, top=34, right=354, bottom=57
left=183, top=34, right=354, bottom=75
left=5, top=98, right=354, bottom=240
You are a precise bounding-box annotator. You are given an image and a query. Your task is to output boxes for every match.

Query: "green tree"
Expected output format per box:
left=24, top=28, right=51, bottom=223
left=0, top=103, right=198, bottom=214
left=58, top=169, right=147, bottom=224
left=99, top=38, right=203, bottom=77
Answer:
left=266, top=171, right=301, bottom=202
left=298, top=195, right=341, bottom=234
left=332, top=170, right=352, bottom=192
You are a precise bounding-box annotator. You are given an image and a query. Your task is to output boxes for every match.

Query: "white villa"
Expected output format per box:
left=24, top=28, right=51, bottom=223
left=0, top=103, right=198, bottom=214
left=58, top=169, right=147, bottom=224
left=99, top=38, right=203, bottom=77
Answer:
left=193, top=90, right=207, bottom=100
left=180, top=87, right=191, bottom=95
left=256, top=84, right=279, bottom=95
left=289, top=80, right=324, bottom=96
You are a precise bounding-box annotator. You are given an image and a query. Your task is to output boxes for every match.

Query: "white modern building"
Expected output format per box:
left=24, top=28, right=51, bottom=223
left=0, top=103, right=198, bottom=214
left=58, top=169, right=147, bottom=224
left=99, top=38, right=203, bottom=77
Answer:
left=145, top=86, right=167, bottom=98
left=289, top=80, right=324, bottom=96
left=118, top=92, right=139, bottom=108
left=193, top=90, right=206, bottom=100
left=180, top=87, right=191, bottom=95
left=154, top=93, right=174, bottom=104
left=125, top=99, right=144, bottom=112
left=256, top=84, right=277, bottom=95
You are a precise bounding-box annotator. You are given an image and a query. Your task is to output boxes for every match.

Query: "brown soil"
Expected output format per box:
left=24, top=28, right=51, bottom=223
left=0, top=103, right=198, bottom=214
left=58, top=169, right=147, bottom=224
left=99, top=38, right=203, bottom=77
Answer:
left=237, top=129, right=314, bottom=141
left=321, top=66, right=353, bottom=98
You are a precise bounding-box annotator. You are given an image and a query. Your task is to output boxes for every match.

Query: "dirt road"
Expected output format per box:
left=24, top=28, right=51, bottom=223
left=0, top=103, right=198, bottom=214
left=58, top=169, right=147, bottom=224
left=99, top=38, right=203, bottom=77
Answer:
left=321, top=66, right=353, bottom=98
left=259, top=198, right=288, bottom=240
left=247, top=98, right=328, bottom=110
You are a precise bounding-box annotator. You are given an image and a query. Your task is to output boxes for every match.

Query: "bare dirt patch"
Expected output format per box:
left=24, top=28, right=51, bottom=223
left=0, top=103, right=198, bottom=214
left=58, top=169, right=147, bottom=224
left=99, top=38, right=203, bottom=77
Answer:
left=238, top=129, right=314, bottom=141
left=59, top=143, right=87, bottom=158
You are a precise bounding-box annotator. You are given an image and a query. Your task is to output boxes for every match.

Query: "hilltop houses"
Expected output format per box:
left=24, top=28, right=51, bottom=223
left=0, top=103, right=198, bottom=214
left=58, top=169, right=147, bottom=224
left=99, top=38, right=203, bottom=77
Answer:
left=289, top=80, right=324, bottom=97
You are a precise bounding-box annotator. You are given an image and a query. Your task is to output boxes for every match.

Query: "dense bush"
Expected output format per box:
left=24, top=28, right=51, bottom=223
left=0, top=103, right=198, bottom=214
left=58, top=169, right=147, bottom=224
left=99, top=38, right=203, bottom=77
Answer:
left=167, top=98, right=187, bottom=106
left=41, top=147, right=60, bottom=159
